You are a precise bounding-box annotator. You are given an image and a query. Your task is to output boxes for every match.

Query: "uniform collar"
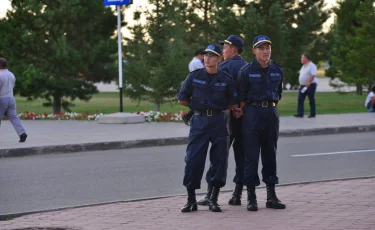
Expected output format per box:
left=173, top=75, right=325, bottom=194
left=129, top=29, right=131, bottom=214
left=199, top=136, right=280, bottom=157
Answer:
left=231, top=56, right=243, bottom=61
left=252, top=58, right=273, bottom=70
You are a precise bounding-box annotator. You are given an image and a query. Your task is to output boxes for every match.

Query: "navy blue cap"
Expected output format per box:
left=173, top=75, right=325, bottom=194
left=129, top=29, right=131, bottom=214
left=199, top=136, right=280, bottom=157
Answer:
left=218, top=35, right=244, bottom=48
left=252, top=35, right=272, bottom=48
left=202, top=44, right=222, bottom=57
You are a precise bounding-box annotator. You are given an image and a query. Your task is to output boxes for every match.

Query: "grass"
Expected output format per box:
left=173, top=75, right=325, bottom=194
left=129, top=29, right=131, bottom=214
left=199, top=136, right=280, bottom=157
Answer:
left=14, top=92, right=367, bottom=117
left=15, top=70, right=340, bottom=116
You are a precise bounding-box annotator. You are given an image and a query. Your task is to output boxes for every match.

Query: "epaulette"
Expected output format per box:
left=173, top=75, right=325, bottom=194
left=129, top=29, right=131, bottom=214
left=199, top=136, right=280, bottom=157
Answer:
left=239, top=62, right=251, bottom=71
left=273, top=61, right=283, bottom=70
left=219, top=60, right=229, bottom=67
left=189, top=68, right=204, bottom=78
left=220, top=69, right=234, bottom=79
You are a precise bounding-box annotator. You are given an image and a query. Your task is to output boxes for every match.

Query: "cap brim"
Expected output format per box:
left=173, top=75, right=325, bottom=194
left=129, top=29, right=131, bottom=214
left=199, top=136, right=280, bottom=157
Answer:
left=203, top=49, right=221, bottom=57
left=218, top=40, right=229, bottom=45
left=253, top=41, right=272, bottom=48
left=202, top=51, right=220, bottom=57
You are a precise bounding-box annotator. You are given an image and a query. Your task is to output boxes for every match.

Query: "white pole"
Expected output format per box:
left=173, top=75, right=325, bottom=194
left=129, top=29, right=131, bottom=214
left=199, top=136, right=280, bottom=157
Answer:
left=117, top=6, right=123, bottom=112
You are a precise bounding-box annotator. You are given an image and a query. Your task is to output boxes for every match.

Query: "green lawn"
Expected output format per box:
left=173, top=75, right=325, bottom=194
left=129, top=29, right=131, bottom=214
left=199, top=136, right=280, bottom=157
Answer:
left=14, top=92, right=367, bottom=116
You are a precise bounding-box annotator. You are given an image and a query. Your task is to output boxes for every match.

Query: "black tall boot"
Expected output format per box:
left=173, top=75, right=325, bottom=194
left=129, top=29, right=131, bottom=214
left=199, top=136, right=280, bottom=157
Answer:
left=197, top=183, right=212, bottom=206
left=246, top=186, right=258, bottom=211
left=181, top=189, right=198, bottom=213
left=228, top=183, right=243, bottom=205
left=266, top=184, right=286, bottom=209
left=209, top=187, right=222, bottom=212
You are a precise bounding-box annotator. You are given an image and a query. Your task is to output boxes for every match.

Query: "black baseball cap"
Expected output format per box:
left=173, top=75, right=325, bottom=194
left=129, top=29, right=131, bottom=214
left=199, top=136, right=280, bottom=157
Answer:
left=218, top=35, right=244, bottom=48
left=195, top=48, right=205, bottom=56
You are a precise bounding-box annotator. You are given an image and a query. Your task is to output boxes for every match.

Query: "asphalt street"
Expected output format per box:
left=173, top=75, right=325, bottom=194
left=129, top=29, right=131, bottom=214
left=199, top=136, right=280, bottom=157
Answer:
left=1, top=132, right=375, bottom=215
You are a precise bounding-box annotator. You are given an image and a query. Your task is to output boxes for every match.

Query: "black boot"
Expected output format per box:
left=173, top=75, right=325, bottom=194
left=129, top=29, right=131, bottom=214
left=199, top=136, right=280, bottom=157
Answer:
left=228, top=183, right=243, bottom=205
left=209, top=187, right=222, bottom=212
left=246, top=186, right=258, bottom=211
left=19, top=133, right=27, bottom=143
left=197, top=183, right=212, bottom=206
left=266, top=184, right=286, bottom=209
left=181, top=189, right=198, bottom=213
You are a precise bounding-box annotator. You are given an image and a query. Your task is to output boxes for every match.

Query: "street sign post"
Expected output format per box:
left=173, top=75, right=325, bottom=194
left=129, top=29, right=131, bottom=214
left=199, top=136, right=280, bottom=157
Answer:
left=103, top=0, right=133, bottom=112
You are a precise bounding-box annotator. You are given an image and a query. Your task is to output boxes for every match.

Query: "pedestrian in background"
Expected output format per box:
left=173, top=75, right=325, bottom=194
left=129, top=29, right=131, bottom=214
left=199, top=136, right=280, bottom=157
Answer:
left=178, top=44, right=238, bottom=213
left=294, top=54, right=318, bottom=118
left=365, top=85, right=375, bottom=112
left=0, top=58, right=28, bottom=142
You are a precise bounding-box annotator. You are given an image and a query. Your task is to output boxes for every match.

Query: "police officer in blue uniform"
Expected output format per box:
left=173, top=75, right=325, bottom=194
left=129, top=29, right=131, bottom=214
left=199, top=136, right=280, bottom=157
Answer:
left=197, top=35, right=248, bottom=206
left=237, top=35, right=286, bottom=211
left=178, top=44, right=238, bottom=213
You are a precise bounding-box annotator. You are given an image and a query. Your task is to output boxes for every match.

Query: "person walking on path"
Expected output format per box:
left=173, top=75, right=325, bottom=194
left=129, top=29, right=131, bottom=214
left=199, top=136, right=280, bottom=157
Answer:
left=365, top=85, right=375, bottom=112
left=197, top=35, right=248, bottom=207
left=294, top=54, right=318, bottom=118
left=237, top=35, right=286, bottom=211
left=0, top=58, right=27, bottom=142
left=177, top=44, right=239, bottom=213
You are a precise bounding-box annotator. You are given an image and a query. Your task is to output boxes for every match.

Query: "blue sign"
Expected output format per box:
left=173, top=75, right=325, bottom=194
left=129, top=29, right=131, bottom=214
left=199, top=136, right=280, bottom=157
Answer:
left=104, top=0, right=133, bottom=6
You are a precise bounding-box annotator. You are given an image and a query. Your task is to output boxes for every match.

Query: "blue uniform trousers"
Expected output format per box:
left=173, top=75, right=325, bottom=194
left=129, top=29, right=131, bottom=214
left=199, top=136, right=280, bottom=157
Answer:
left=242, top=104, right=279, bottom=187
left=183, top=113, right=229, bottom=190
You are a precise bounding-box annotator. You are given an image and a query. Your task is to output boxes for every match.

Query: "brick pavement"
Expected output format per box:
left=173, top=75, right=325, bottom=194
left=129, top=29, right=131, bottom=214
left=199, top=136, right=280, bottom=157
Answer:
left=1, top=178, right=374, bottom=230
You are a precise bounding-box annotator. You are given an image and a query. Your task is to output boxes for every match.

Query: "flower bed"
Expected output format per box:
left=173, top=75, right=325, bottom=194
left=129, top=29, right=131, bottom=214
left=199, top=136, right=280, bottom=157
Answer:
left=2, top=111, right=189, bottom=122
left=2, top=111, right=103, bottom=121
left=135, top=111, right=188, bottom=122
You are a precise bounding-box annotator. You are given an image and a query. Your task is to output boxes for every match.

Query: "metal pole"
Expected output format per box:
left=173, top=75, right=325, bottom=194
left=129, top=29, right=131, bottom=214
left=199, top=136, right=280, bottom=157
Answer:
left=117, top=6, right=123, bottom=112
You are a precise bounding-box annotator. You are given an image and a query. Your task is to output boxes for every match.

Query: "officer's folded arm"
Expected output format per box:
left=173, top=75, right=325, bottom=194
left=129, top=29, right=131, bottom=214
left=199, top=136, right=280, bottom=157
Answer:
left=178, top=100, right=190, bottom=107
left=227, top=104, right=238, bottom=110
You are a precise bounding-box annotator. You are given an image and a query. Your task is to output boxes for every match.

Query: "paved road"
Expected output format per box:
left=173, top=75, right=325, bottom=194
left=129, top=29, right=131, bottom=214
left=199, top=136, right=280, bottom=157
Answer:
left=1, top=132, right=375, bottom=215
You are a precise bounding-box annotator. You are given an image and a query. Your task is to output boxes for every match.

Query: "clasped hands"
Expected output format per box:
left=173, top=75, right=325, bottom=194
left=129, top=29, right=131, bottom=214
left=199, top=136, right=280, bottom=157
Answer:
left=231, top=108, right=243, bottom=119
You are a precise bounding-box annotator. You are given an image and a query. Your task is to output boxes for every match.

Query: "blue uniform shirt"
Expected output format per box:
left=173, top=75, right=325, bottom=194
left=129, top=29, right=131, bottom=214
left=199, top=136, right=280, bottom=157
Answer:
left=178, top=68, right=238, bottom=110
left=237, top=58, right=283, bottom=103
left=219, top=56, right=248, bottom=82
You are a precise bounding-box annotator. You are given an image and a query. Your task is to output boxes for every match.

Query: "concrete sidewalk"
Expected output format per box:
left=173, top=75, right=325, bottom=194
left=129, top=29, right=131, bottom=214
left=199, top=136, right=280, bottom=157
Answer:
left=1, top=177, right=374, bottom=230
left=1, top=113, right=375, bottom=157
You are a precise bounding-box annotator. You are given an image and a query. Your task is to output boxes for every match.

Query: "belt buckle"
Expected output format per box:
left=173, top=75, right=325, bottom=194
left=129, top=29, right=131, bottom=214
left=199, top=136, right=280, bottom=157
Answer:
left=261, top=101, right=268, bottom=107
left=207, top=110, right=213, bottom=116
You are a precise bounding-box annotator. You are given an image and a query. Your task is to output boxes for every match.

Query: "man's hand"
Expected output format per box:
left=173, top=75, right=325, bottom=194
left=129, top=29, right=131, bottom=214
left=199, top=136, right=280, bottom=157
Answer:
left=232, top=108, right=243, bottom=119
left=306, top=82, right=311, bottom=88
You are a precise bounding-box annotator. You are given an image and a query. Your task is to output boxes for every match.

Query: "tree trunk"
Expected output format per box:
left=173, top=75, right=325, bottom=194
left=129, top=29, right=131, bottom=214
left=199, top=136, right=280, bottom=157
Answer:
left=155, top=103, right=160, bottom=112
left=53, top=95, right=62, bottom=113
left=356, top=83, right=362, bottom=95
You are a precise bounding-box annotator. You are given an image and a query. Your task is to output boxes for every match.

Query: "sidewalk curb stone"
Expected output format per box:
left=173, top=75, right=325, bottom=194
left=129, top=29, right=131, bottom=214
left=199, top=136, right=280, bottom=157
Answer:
left=1, top=125, right=374, bottom=158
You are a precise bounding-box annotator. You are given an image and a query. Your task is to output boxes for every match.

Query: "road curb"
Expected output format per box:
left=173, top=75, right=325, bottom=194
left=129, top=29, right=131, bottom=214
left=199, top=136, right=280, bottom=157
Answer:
left=1, top=175, right=374, bottom=221
left=1, top=125, right=375, bottom=158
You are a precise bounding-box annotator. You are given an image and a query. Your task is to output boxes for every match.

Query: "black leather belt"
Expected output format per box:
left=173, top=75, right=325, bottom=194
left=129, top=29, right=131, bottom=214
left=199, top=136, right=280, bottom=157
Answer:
left=194, top=109, right=223, bottom=116
left=250, top=101, right=276, bottom=107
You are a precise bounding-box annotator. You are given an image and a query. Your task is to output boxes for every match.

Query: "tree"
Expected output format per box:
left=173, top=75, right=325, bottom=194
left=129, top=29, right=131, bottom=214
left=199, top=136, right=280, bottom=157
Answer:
left=246, top=0, right=330, bottom=86
left=325, top=0, right=373, bottom=95
left=0, top=0, right=117, bottom=113
left=124, top=0, right=191, bottom=111
left=349, top=0, right=375, bottom=90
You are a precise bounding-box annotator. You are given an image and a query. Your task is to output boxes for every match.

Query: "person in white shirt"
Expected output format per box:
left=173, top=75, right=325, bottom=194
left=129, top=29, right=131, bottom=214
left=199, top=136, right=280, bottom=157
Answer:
left=365, top=85, right=375, bottom=112
left=0, top=58, right=27, bottom=142
left=188, top=48, right=205, bottom=72
left=294, top=54, right=318, bottom=118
